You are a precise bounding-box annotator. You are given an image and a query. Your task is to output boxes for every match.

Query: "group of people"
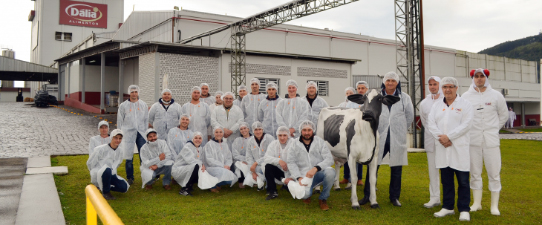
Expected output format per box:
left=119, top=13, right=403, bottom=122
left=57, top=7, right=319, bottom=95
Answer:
left=86, top=69, right=507, bottom=218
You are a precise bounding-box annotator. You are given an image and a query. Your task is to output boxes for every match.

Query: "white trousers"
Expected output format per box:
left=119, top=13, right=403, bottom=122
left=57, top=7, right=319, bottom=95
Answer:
left=469, top=140, right=502, bottom=191
left=426, top=150, right=440, bottom=202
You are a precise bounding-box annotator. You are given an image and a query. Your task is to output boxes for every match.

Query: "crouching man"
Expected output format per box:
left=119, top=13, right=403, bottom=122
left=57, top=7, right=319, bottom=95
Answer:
left=287, top=120, right=335, bottom=211
left=140, top=128, right=174, bottom=190
left=87, top=129, right=130, bottom=200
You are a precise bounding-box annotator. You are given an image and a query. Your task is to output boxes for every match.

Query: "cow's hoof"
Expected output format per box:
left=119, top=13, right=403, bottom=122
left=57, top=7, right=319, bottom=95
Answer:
left=358, top=196, right=369, bottom=205
left=334, top=188, right=341, bottom=191
left=352, top=206, right=361, bottom=210
left=370, top=204, right=380, bottom=209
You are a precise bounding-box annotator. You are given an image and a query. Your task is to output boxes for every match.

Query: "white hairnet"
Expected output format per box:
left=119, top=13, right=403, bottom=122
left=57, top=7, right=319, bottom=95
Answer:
left=470, top=68, right=491, bottom=88
left=383, top=71, right=400, bottom=84
left=306, top=81, right=318, bottom=91
left=344, top=87, right=355, bottom=94
left=145, top=128, right=157, bottom=137
left=440, top=77, right=458, bottom=87
left=250, top=78, right=260, bottom=85
left=193, top=132, right=203, bottom=140
left=110, top=129, right=123, bottom=137
left=286, top=79, right=298, bottom=88
left=266, top=82, right=277, bottom=90
left=276, top=126, right=290, bottom=136
left=239, top=122, right=249, bottom=130
left=128, top=85, right=139, bottom=94
left=191, top=86, right=201, bottom=93
left=237, top=85, right=247, bottom=94
left=299, top=120, right=315, bottom=132
left=426, top=76, right=443, bottom=97
left=356, top=81, right=369, bottom=89
left=180, top=114, right=190, bottom=119
left=221, top=92, right=234, bottom=100
left=161, top=89, right=172, bottom=95
left=98, top=120, right=109, bottom=129
left=213, top=126, right=224, bottom=133
left=428, top=76, right=441, bottom=83
left=214, top=91, right=224, bottom=97
left=200, top=83, right=210, bottom=88
left=252, top=121, right=264, bottom=130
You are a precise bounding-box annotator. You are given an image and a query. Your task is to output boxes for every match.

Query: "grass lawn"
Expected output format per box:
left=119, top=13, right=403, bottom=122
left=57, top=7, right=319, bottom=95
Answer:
left=53, top=139, right=542, bottom=224
left=518, top=128, right=542, bottom=132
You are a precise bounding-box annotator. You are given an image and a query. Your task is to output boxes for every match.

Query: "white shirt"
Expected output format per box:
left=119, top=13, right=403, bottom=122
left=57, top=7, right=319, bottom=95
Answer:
left=420, top=93, right=444, bottom=153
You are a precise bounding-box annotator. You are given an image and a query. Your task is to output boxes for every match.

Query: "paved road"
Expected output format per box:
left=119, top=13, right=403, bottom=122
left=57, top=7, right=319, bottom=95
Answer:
left=499, top=133, right=542, bottom=141
left=0, top=158, right=27, bottom=225
left=0, top=103, right=116, bottom=158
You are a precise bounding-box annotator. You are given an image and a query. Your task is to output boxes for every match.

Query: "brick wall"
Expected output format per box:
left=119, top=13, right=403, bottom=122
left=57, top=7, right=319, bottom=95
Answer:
left=138, top=53, right=156, bottom=105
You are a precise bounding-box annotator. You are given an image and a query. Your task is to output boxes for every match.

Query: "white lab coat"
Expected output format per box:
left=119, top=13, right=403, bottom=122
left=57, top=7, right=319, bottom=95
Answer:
left=171, top=142, right=203, bottom=187
left=202, top=139, right=238, bottom=185
left=276, top=97, right=310, bottom=138
left=200, top=95, right=215, bottom=106
left=87, top=144, right=127, bottom=191
left=231, top=135, right=251, bottom=164
left=117, top=99, right=149, bottom=160
left=508, top=110, right=516, bottom=127
left=139, top=140, right=174, bottom=188
left=88, top=135, right=111, bottom=155
left=287, top=136, right=334, bottom=179
left=420, top=94, right=444, bottom=153
left=241, top=93, right=266, bottom=131
left=426, top=95, right=474, bottom=172
left=166, top=128, right=194, bottom=160
left=148, top=100, right=182, bottom=140
left=181, top=101, right=211, bottom=146
left=211, top=105, right=244, bottom=150
left=258, top=96, right=283, bottom=138
left=461, top=85, right=508, bottom=147
left=262, top=139, right=295, bottom=179
left=305, top=96, right=329, bottom=132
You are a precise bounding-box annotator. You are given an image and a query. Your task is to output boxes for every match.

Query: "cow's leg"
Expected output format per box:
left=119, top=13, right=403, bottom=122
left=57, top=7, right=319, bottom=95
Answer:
left=349, top=154, right=360, bottom=209
left=334, top=161, right=341, bottom=191
left=369, top=146, right=379, bottom=208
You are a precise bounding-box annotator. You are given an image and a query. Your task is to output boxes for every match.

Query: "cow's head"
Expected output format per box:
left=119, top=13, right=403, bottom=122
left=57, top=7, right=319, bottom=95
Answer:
left=347, top=89, right=400, bottom=133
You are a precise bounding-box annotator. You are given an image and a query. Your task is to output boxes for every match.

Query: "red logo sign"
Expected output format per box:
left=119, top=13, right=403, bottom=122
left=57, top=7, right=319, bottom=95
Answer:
left=59, top=0, right=107, bottom=28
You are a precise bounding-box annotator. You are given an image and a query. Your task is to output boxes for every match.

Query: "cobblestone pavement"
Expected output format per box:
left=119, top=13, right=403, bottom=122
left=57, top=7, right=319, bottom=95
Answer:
left=0, top=103, right=117, bottom=158
left=0, top=158, right=26, bottom=225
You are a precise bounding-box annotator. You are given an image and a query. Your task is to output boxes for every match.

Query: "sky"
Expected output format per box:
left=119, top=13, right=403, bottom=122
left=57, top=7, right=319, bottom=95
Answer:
left=1, top=0, right=541, bottom=63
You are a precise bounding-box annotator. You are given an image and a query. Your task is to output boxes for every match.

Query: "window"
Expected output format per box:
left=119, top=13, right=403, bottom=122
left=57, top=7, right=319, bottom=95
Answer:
left=63, top=32, right=72, bottom=41
left=55, top=32, right=62, bottom=41
left=257, top=78, right=280, bottom=95
left=308, top=80, right=329, bottom=96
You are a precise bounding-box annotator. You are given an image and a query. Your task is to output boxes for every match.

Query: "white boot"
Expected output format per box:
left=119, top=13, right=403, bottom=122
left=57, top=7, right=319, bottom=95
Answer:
left=491, top=191, right=500, bottom=216
left=424, top=199, right=441, bottom=208
left=434, top=208, right=455, bottom=218
left=459, top=212, right=470, bottom=221
left=470, top=189, right=483, bottom=211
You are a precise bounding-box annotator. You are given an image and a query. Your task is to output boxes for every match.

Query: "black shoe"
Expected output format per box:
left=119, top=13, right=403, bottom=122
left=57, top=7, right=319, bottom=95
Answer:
left=102, top=192, right=116, bottom=200
left=179, top=188, right=192, bottom=196
left=391, top=199, right=402, bottom=207
left=127, top=178, right=134, bottom=185
left=257, top=187, right=264, bottom=191
left=281, top=185, right=290, bottom=193
left=266, top=192, right=278, bottom=200
left=359, top=196, right=369, bottom=205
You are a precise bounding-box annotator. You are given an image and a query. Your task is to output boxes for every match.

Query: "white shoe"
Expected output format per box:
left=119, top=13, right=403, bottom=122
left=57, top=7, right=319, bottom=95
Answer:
left=434, top=208, right=455, bottom=218
left=491, top=191, right=501, bottom=216
left=459, top=212, right=470, bottom=221
left=470, top=189, right=483, bottom=211
left=424, top=199, right=441, bottom=208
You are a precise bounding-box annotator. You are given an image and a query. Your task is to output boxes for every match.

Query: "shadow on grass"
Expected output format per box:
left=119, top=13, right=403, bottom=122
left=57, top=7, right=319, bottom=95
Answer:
left=53, top=140, right=542, bottom=224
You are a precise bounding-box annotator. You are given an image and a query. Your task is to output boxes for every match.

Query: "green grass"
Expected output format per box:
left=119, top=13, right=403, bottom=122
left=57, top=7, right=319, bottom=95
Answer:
left=54, top=140, right=542, bottom=224
left=518, top=128, right=542, bottom=132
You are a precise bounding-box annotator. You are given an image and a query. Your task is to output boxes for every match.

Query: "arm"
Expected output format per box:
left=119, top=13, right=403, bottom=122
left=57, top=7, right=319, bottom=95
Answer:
left=210, top=107, right=220, bottom=129
left=275, top=100, right=287, bottom=127
left=294, top=100, right=310, bottom=133
left=231, top=138, right=245, bottom=162
left=224, top=145, right=233, bottom=166
left=148, top=104, right=157, bottom=126
left=447, top=102, right=474, bottom=141
left=404, top=94, right=415, bottom=124
left=426, top=103, right=444, bottom=140
left=166, top=129, right=177, bottom=159
left=116, top=103, right=124, bottom=130
left=140, top=145, right=161, bottom=168
left=286, top=144, right=302, bottom=179
left=241, top=96, right=248, bottom=119
left=203, top=145, right=224, bottom=168
left=263, top=142, right=281, bottom=166
left=257, top=101, right=265, bottom=122
left=143, top=101, right=150, bottom=130
left=88, top=138, right=96, bottom=155
left=178, top=145, right=198, bottom=166
left=419, top=100, right=428, bottom=127
left=230, top=108, right=244, bottom=132
left=496, top=95, right=509, bottom=128
left=156, top=142, right=173, bottom=167
left=316, top=139, right=334, bottom=169
left=86, top=149, right=99, bottom=172
left=257, top=136, right=274, bottom=165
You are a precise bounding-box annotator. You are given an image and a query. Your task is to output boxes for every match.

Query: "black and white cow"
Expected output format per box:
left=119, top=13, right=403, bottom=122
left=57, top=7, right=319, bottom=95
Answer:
left=316, top=89, right=400, bottom=209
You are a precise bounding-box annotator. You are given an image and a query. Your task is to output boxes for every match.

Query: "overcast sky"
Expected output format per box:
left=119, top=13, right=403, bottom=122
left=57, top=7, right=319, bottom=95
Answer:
left=1, top=0, right=541, bottom=63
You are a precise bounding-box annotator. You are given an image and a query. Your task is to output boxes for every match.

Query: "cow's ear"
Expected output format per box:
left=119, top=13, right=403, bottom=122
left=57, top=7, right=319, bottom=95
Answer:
left=347, top=94, right=365, bottom=105
left=382, top=95, right=400, bottom=106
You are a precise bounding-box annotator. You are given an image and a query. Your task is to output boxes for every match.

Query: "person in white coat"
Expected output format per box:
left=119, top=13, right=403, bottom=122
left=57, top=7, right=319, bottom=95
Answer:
left=208, top=91, right=224, bottom=138
left=211, top=92, right=245, bottom=150
left=263, top=126, right=295, bottom=200
left=245, top=121, right=275, bottom=190
left=258, top=82, right=282, bottom=138
left=337, top=87, right=355, bottom=108
left=203, top=126, right=239, bottom=193
left=345, top=81, right=369, bottom=109
left=461, top=68, right=508, bottom=216
left=304, top=81, right=329, bottom=132
left=287, top=120, right=335, bottom=211
left=359, top=72, right=414, bottom=207
left=140, top=129, right=173, bottom=190
left=117, top=85, right=149, bottom=185
left=86, top=129, right=129, bottom=200
left=231, top=122, right=252, bottom=188
left=233, top=85, right=247, bottom=107
left=427, top=77, right=474, bottom=221
left=276, top=80, right=310, bottom=138
left=172, top=132, right=205, bottom=196
left=419, top=76, right=444, bottom=208
left=241, top=78, right=266, bottom=132
left=167, top=114, right=194, bottom=160
left=148, top=89, right=182, bottom=140
left=181, top=86, right=212, bottom=146
left=506, top=107, right=516, bottom=128
left=89, top=120, right=111, bottom=155
left=199, top=83, right=215, bottom=106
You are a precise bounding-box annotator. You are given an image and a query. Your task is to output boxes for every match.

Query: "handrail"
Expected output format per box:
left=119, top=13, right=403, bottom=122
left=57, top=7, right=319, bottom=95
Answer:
left=85, top=185, right=124, bottom=225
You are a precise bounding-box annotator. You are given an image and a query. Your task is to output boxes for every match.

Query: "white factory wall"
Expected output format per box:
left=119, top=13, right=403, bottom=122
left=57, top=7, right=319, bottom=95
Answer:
left=122, top=57, right=139, bottom=98
left=0, top=91, right=31, bottom=102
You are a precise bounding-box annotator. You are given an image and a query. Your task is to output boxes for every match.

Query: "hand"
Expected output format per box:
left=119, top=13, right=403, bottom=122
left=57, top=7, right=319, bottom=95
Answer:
left=243, top=161, right=248, bottom=165
left=224, top=128, right=233, bottom=138
left=224, top=165, right=230, bottom=170
left=150, top=165, right=158, bottom=170
left=289, top=128, right=295, bottom=137
left=279, top=160, right=288, bottom=171
left=159, top=153, right=165, bottom=161
left=148, top=124, right=153, bottom=128
left=208, top=135, right=212, bottom=140
left=298, top=177, right=307, bottom=186
left=250, top=163, right=258, bottom=173
left=284, top=178, right=293, bottom=185
left=252, top=172, right=258, bottom=181
left=201, top=164, right=206, bottom=172
left=305, top=167, right=318, bottom=178
left=443, top=140, right=453, bottom=148
left=437, top=135, right=450, bottom=146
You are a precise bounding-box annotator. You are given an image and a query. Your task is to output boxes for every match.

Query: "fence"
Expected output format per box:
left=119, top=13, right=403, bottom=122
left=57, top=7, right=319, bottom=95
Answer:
left=85, top=184, right=124, bottom=225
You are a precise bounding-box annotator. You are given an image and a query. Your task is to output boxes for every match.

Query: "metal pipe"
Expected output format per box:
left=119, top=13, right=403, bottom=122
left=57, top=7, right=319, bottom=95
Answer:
left=100, top=53, right=105, bottom=112
left=81, top=58, right=85, bottom=103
